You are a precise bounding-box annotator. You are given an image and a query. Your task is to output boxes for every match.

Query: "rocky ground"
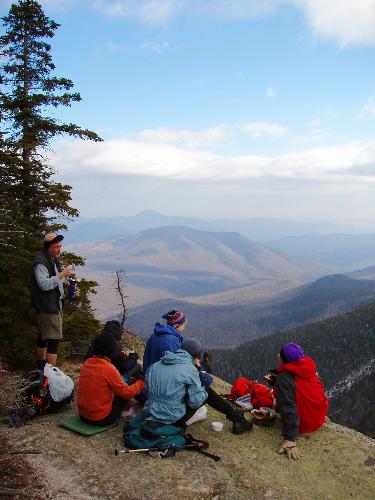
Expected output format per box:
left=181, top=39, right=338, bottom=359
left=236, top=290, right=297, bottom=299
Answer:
left=1, top=364, right=375, bottom=500
left=2, top=332, right=375, bottom=500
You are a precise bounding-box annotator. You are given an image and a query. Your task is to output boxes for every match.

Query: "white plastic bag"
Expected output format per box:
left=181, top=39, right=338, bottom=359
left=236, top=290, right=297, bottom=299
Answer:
left=235, top=394, right=253, bottom=411
left=44, top=363, right=74, bottom=402
left=186, top=405, right=208, bottom=426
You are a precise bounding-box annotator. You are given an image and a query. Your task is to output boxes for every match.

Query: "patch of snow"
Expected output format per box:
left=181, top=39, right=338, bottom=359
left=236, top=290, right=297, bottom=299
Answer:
left=327, top=358, right=375, bottom=399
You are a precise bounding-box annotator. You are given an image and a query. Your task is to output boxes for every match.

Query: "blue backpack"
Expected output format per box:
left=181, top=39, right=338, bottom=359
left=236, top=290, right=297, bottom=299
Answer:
left=123, top=412, right=186, bottom=453
left=123, top=412, right=221, bottom=461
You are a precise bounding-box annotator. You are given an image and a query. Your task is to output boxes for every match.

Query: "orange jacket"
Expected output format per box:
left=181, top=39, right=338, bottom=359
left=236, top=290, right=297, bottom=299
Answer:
left=77, top=356, right=144, bottom=421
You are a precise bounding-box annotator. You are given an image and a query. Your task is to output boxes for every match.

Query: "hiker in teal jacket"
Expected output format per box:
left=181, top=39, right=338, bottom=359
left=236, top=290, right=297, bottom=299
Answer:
left=144, top=338, right=253, bottom=434
left=144, top=348, right=207, bottom=424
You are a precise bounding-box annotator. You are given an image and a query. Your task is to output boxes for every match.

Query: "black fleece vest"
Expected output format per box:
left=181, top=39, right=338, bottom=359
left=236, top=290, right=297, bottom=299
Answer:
left=31, top=251, right=62, bottom=314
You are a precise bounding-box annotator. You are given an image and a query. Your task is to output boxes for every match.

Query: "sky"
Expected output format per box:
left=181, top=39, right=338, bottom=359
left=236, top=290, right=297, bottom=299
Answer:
left=2, top=0, right=375, bottom=223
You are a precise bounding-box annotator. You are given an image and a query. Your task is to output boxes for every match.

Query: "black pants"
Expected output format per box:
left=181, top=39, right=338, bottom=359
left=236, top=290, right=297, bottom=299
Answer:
left=80, top=396, right=126, bottom=427
left=176, top=386, right=241, bottom=428
left=36, top=335, right=59, bottom=354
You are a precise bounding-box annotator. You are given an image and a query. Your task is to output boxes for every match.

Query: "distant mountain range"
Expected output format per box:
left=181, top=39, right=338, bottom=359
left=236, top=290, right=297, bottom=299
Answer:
left=127, top=274, right=375, bottom=347
left=64, top=210, right=374, bottom=244
left=211, top=300, right=375, bottom=438
left=348, top=265, right=375, bottom=279
left=65, top=211, right=375, bottom=275
left=267, top=233, right=375, bottom=271
left=68, top=225, right=326, bottom=318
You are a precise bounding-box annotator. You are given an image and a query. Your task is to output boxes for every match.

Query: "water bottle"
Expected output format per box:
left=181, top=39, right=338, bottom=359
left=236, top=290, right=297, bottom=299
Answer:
left=67, top=266, right=76, bottom=300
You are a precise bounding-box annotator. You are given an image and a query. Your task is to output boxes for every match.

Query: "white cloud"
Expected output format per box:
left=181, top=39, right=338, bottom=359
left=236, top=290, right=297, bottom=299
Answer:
left=52, top=128, right=375, bottom=183
left=361, top=97, right=375, bottom=117
left=105, top=41, right=128, bottom=53
left=90, top=1, right=375, bottom=45
left=141, top=37, right=170, bottom=53
left=291, top=116, right=327, bottom=144
left=307, top=118, right=320, bottom=129
left=239, top=121, right=288, bottom=138
left=5, top=1, right=374, bottom=45
left=0, top=0, right=375, bottom=46
left=93, top=0, right=185, bottom=24
left=136, top=125, right=230, bottom=148
left=266, top=87, right=277, bottom=98
left=300, top=0, right=375, bottom=46
left=134, top=122, right=289, bottom=148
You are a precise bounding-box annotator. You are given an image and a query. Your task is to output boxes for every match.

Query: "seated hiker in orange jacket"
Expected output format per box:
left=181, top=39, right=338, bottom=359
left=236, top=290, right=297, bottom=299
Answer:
left=264, top=343, right=328, bottom=460
left=77, top=332, right=145, bottom=426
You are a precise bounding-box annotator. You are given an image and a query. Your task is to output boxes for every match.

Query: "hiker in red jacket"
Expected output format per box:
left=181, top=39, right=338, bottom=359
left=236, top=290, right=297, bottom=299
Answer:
left=265, top=343, right=328, bottom=460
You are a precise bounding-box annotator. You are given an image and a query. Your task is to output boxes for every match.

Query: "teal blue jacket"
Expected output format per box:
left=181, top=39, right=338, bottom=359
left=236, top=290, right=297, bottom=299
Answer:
left=144, top=349, right=208, bottom=424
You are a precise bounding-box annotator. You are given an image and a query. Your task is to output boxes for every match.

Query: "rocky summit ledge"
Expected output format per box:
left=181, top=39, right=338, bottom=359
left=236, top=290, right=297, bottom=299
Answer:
left=2, top=372, right=375, bottom=500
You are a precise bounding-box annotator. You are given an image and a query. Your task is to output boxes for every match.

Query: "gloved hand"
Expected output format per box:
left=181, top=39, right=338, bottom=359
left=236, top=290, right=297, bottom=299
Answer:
left=199, top=370, right=213, bottom=387
left=278, top=440, right=302, bottom=460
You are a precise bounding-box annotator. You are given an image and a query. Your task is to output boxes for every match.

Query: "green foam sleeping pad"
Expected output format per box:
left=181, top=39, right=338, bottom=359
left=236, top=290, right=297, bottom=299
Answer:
left=60, top=416, right=117, bottom=436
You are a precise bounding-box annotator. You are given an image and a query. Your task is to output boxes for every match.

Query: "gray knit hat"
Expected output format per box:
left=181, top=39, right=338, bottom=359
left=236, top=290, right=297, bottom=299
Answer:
left=181, top=338, right=202, bottom=358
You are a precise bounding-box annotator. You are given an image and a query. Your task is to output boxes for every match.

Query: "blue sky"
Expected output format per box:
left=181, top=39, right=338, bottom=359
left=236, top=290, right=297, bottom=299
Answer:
left=2, top=0, right=375, bottom=222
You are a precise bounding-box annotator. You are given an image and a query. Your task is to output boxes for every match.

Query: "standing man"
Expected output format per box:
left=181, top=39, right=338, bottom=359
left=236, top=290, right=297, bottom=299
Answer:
left=31, top=233, right=73, bottom=369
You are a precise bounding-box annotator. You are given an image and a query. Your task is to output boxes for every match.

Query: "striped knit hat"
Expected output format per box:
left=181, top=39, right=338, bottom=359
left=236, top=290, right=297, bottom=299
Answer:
left=162, top=310, right=186, bottom=328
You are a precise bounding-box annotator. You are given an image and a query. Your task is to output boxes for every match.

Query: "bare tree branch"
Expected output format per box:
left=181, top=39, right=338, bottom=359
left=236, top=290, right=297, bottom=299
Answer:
left=113, top=269, right=128, bottom=328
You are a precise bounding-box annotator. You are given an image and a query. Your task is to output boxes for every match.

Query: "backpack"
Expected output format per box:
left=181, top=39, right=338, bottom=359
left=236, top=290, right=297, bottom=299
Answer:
left=24, top=368, right=74, bottom=414
left=123, top=412, right=186, bottom=455
left=6, top=368, right=74, bottom=427
left=122, top=412, right=221, bottom=461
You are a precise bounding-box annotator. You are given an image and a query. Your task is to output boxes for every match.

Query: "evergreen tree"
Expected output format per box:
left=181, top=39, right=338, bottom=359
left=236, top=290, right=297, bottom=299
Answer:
left=0, top=0, right=102, bottom=367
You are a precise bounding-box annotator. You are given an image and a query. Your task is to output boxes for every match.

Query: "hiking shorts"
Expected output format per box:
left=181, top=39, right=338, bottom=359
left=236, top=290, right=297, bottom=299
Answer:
left=37, top=310, right=63, bottom=340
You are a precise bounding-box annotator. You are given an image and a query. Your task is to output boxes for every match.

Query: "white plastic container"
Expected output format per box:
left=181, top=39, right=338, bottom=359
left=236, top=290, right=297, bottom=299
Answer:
left=211, top=421, right=224, bottom=432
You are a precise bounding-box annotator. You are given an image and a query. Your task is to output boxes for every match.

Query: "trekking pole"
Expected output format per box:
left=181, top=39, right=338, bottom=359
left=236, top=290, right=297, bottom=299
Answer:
left=115, top=444, right=196, bottom=456
left=115, top=448, right=159, bottom=455
left=115, top=443, right=221, bottom=462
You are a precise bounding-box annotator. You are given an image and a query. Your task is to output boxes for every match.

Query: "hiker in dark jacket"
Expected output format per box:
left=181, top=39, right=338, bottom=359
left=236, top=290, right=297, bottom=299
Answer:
left=264, top=343, right=328, bottom=460
left=143, top=310, right=187, bottom=374
left=85, top=321, right=141, bottom=379
left=31, top=233, right=74, bottom=370
left=145, top=338, right=253, bottom=435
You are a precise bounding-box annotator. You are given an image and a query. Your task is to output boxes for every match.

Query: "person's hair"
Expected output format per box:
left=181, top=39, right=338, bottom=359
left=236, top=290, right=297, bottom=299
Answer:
left=279, top=347, right=287, bottom=364
left=93, top=332, right=116, bottom=359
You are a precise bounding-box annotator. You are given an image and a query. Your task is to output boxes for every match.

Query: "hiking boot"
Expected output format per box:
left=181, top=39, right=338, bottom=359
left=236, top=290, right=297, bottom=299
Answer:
left=232, top=416, right=253, bottom=434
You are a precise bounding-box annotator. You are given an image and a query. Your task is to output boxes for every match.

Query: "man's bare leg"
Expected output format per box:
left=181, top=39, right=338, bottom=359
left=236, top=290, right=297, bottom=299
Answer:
left=37, top=346, right=47, bottom=362
left=36, top=346, right=47, bottom=370
left=46, top=352, right=57, bottom=366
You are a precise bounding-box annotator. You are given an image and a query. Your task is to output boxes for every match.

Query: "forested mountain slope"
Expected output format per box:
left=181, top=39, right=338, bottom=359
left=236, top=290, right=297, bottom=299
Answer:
left=128, top=275, right=375, bottom=347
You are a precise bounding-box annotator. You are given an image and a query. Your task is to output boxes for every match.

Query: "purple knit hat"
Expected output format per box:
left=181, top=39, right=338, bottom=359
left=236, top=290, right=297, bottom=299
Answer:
left=162, top=310, right=186, bottom=327
left=280, top=343, right=305, bottom=363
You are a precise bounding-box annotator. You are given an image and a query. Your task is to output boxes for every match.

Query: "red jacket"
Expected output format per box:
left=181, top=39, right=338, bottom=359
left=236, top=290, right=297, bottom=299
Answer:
left=276, top=356, right=328, bottom=436
left=231, top=377, right=274, bottom=409
left=77, top=356, right=144, bottom=421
